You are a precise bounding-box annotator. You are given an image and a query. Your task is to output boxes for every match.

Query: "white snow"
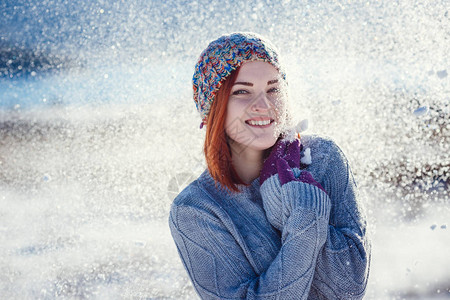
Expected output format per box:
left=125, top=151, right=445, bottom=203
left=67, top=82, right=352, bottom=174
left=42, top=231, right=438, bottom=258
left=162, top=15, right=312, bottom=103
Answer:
left=1, top=1, right=449, bottom=299
left=296, top=119, right=309, bottom=133
left=301, top=147, right=312, bottom=165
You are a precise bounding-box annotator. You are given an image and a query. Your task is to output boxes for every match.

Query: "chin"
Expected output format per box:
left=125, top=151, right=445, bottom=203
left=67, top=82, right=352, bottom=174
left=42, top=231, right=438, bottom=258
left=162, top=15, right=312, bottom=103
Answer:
left=248, top=136, right=278, bottom=151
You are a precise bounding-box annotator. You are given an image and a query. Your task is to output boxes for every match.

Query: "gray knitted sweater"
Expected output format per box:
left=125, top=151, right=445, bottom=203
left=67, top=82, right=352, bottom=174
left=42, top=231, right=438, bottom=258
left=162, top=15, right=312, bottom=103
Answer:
left=169, top=135, right=370, bottom=299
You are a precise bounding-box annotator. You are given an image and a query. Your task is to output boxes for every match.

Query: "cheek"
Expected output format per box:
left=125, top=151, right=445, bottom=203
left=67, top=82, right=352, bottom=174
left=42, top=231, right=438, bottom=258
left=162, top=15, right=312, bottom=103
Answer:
left=225, top=102, right=241, bottom=139
left=272, top=98, right=286, bottom=120
left=226, top=100, right=245, bottom=125
left=273, top=86, right=289, bottom=115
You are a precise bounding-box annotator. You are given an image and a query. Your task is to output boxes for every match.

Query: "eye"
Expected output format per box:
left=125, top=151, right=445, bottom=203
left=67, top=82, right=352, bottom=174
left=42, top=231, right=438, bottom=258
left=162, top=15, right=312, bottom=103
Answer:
left=268, top=87, right=280, bottom=93
left=232, top=89, right=249, bottom=95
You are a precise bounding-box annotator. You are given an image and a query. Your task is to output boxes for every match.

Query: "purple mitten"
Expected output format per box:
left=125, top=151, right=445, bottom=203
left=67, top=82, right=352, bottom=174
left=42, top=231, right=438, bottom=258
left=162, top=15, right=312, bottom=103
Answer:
left=283, top=138, right=310, bottom=170
left=276, top=158, right=326, bottom=192
left=260, top=139, right=288, bottom=185
left=283, top=138, right=301, bottom=169
left=260, top=137, right=304, bottom=185
left=297, top=170, right=326, bottom=192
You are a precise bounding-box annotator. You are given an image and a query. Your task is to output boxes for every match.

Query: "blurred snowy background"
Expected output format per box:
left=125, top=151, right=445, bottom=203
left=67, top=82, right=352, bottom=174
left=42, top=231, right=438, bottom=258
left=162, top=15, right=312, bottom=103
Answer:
left=1, top=0, right=449, bottom=299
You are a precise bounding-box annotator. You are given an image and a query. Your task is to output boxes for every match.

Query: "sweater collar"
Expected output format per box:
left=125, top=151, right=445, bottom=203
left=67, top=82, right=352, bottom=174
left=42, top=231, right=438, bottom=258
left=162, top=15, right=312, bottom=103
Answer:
left=198, top=169, right=261, bottom=199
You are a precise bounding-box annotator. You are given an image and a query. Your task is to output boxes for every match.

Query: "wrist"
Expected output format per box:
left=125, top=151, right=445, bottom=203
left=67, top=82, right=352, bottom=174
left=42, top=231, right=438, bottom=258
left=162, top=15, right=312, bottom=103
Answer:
left=281, top=181, right=331, bottom=220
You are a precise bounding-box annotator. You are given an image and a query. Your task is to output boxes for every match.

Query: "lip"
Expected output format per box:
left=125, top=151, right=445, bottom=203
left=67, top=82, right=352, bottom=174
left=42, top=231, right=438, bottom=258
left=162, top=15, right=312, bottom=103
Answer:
left=245, top=117, right=275, bottom=128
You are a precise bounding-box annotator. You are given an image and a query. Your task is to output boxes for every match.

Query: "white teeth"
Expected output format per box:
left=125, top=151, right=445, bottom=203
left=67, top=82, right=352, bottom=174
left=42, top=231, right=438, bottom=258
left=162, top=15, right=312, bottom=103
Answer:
left=248, top=120, right=271, bottom=126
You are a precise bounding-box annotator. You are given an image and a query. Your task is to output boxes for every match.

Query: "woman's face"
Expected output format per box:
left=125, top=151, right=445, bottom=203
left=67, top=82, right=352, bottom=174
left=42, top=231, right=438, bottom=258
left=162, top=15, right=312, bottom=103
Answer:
left=225, top=61, right=286, bottom=153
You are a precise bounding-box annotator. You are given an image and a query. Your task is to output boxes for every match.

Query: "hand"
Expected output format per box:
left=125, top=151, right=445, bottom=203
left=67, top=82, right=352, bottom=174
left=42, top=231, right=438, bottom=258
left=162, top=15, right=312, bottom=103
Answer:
left=276, top=158, right=326, bottom=192
left=259, top=138, right=327, bottom=230
left=260, top=137, right=308, bottom=185
left=259, top=138, right=288, bottom=186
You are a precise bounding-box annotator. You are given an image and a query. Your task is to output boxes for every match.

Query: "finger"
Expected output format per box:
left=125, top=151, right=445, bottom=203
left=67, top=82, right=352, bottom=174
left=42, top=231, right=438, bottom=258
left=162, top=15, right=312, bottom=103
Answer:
left=284, top=138, right=301, bottom=167
left=276, top=158, right=296, bottom=185
left=274, top=138, right=288, bottom=158
left=261, top=140, right=285, bottom=184
left=298, top=171, right=326, bottom=193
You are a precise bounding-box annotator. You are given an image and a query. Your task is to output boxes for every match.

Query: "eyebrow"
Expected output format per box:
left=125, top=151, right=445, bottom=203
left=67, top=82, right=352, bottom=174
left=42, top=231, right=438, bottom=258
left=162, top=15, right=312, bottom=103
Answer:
left=233, top=79, right=279, bottom=86
left=234, top=81, right=253, bottom=86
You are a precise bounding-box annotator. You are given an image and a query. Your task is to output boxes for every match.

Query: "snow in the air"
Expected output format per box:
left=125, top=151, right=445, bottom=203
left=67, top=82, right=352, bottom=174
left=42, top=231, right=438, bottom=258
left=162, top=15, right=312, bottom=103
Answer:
left=0, top=1, right=449, bottom=299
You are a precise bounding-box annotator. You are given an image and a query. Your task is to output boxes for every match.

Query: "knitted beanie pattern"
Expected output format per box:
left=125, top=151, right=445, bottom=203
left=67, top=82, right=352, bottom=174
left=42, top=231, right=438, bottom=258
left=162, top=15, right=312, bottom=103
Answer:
left=192, top=32, right=286, bottom=125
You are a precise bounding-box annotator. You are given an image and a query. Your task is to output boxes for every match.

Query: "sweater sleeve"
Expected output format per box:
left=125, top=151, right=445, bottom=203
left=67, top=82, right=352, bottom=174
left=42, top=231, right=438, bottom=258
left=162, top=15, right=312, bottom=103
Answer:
left=169, top=189, right=330, bottom=300
left=310, top=141, right=371, bottom=299
left=260, top=138, right=370, bottom=299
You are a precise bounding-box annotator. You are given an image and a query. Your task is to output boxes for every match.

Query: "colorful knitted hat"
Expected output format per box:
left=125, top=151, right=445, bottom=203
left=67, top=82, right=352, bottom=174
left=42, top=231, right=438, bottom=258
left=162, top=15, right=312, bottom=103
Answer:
left=193, top=32, right=286, bottom=127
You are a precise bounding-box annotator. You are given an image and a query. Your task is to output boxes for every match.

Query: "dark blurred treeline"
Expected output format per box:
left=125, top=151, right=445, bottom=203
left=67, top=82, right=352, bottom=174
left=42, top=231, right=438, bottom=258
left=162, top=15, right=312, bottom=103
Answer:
left=0, top=42, right=78, bottom=79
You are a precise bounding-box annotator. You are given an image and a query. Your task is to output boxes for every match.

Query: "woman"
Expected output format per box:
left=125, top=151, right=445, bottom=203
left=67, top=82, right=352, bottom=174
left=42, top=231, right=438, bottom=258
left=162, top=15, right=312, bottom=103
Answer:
left=169, top=32, right=370, bottom=299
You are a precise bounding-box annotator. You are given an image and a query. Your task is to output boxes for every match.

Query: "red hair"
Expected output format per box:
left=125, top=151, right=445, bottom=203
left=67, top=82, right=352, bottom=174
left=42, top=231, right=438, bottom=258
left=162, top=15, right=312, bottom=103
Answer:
left=204, top=68, right=246, bottom=192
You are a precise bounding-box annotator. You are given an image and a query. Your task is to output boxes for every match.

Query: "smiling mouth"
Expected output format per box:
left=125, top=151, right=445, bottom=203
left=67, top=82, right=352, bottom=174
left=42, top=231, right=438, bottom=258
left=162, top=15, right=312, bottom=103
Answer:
left=245, top=118, right=275, bottom=127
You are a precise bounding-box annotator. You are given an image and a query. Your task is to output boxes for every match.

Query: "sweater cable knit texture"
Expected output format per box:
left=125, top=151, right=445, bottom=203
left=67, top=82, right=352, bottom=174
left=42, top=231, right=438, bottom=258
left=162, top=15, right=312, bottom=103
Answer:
left=169, top=135, right=371, bottom=299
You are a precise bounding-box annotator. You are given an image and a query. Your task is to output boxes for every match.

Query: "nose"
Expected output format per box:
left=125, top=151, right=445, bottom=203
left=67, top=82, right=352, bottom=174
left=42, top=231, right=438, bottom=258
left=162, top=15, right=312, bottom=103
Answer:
left=250, top=92, right=272, bottom=112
